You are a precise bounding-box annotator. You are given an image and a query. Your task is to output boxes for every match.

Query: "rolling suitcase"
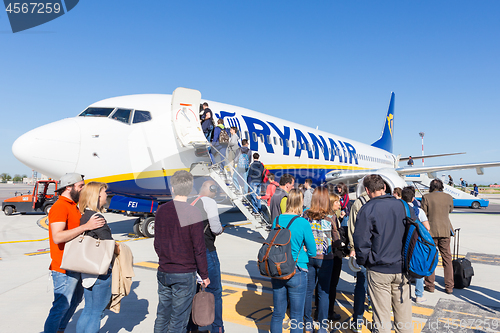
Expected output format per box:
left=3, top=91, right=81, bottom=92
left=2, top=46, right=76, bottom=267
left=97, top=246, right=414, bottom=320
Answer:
left=452, top=228, right=474, bottom=289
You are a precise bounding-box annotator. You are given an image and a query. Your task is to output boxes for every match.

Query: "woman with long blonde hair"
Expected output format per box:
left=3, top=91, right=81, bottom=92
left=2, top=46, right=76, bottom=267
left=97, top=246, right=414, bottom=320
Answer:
left=76, top=182, right=118, bottom=333
left=327, top=192, right=344, bottom=322
left=270, top=189, right=316, bottom=333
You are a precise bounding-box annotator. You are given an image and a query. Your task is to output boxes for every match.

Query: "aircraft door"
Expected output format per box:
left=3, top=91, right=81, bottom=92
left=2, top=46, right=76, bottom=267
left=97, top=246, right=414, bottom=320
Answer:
left=171, top=87, right=207, bottom=147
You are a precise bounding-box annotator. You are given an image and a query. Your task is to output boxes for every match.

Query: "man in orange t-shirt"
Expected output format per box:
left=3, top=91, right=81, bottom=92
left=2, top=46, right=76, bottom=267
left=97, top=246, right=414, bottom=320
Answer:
left=44, top=173, right=105, bottom=333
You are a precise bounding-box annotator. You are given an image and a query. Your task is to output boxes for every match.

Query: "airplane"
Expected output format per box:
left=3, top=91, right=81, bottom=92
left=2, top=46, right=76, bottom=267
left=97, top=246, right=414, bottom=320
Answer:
left=11, top=87, right=500, bottom=236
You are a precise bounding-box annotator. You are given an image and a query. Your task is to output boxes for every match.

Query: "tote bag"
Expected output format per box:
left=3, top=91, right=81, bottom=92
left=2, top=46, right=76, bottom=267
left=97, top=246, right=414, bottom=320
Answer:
left=60, top=233, right=115, bottom=275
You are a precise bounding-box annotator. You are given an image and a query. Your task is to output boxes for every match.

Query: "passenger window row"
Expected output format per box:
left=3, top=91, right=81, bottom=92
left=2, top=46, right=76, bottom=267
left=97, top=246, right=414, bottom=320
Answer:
left=244, top=131, right=335, bottom=154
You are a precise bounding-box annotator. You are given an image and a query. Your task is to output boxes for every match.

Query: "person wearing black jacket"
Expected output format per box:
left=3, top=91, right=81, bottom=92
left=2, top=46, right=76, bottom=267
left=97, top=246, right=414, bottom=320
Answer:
left=353, top=175, right=412, bottom=333
left=247, top=153, right=264, bottom=214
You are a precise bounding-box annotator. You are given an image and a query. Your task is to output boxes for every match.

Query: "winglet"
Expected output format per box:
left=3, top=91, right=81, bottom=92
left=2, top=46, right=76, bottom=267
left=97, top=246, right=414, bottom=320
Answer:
left=371, top=92, right=395, bottom=153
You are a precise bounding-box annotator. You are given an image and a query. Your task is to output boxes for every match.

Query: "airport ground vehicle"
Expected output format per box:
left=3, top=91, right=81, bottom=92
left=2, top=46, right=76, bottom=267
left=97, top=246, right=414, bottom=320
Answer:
left=405, top=174, right=489, bottom=209
left=2, top=180, right=58, bottom=215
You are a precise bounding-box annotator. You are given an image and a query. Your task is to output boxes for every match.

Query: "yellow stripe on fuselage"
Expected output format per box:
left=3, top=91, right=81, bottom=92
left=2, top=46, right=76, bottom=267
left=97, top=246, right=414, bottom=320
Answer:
left=265, top=163, right=369, bottom=171
left=85, top=163, right=369, bottom=185
left=86, top=168, right=190, bottom=184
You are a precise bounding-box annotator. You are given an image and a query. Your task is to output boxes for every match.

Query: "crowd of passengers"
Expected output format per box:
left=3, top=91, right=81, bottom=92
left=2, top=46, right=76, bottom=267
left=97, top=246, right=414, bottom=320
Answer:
left=41, top=105, right=454, bottom=333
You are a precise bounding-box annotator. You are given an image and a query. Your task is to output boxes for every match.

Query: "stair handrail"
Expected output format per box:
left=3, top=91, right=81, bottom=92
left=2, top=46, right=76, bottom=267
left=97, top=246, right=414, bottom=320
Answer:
left=201, top=143, right=270, bottom=225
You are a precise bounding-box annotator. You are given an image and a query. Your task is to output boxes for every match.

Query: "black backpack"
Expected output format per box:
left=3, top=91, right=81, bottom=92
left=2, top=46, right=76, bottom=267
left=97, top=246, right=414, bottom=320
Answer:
left=257, top=216, right=300, bottom=280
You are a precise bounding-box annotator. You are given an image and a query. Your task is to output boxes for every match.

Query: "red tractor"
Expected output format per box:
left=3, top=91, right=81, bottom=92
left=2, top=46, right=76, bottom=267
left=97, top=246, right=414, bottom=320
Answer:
left=2, top=180, right=59, bottom=215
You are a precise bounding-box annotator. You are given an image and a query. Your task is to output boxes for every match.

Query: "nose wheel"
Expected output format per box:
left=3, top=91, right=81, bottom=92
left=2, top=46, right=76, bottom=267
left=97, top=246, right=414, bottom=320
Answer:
left=133, top=216, right=155, bottom=238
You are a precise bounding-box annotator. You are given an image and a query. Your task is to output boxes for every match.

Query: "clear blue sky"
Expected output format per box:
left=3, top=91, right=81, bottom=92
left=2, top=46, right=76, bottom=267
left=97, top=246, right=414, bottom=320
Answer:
left=1, top=1, right=499, bottom=184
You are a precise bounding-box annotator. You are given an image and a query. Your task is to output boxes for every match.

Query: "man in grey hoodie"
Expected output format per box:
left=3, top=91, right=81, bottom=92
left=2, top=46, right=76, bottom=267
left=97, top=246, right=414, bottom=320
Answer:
left=234, top=139, right=252, bottom=193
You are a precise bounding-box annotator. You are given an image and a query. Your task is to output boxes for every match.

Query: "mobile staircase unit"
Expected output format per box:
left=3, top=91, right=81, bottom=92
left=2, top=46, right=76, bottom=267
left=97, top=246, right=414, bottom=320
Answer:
left=119, top=87, right=271, bottom=238
left=190, top=144, right=271, bottom=239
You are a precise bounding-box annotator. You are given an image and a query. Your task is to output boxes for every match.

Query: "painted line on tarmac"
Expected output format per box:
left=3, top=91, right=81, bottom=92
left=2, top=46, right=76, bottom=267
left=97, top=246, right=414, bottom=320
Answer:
left=25, top=249, right=50, bottom=256
left=117, top=237, right=149, bottom=243
left=0, top=237, right=49, bottom=244
left=467, top=252, right=500, bottom=266
left=421, top=298, right=500, bottom=332
left=38, top=216, right=49, bottom=230
left=23, top=237, right=146, bottom=256
left=133, top=261, right=436, bottom=332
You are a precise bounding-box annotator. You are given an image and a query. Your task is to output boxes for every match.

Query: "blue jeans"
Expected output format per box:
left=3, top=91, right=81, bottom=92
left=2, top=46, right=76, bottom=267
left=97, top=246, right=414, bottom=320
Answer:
left=304, top=258, right=333, bottom=333
left=207, top=250, right=224, bottom=333
left=44, top=270, right=84, bottom=333
left=234, top=167, right=248, bottom=193
left=271, top=269, right=308, bottom=333
left=154, top=271, right=196, bottom=333
left=415, top=277, right=424, bottom=297
left=76, top=270, right=112, bottom=333
left=249, top=182, right=262, bottom=213
left=353, top=270, right=367, bottom=321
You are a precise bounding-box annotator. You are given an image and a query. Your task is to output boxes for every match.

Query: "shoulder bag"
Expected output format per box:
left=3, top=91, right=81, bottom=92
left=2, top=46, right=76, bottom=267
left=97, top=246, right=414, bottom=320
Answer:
left=60, top=233, right=115, bottom=275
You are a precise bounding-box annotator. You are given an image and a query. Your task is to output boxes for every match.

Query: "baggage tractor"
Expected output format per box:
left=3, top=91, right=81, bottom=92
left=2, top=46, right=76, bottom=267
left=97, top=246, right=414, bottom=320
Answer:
left=452, top=228, right=474, bottom=289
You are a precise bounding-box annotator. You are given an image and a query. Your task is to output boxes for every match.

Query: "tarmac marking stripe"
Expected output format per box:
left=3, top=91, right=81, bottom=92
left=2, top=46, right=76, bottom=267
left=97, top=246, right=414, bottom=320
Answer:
left=338, top=291, right=354, bottom=302
left=220, top=273, right=272, bottom=289
left=226, top=222, right=252, bottom=227
left=439, top=318, right=484, bottom=330
left=412, top=305, right=434, bottom=316
left=442, top=308, right=483, bottom=317
left=25, top=250, right=50, bottom=256
left=336, top=309, right=425, bottom=333
left=0, top=237, right=49, bottom=244
left=134, top=261, right=158, bottom=269
left=39, top=216, right=49, bottom=230
left=117, top=237, right=149, bottom=243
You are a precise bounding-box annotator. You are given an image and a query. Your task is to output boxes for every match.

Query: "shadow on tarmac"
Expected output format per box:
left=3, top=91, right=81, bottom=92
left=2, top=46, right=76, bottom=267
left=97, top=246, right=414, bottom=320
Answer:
left=68, top=281, right=149, bottom=332
left=108, top=216, right=137, bottom=234
left=233, top=261, right=273, bottom=332
left=220, top=211, right=264, bottom=244
left=432, top=275, right=500, bottom=312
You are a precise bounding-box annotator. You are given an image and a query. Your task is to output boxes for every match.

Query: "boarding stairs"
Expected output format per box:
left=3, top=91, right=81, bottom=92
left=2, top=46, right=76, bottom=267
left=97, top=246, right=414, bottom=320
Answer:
left=170, top=87, right=270, bottom=238
left=190, top=145, right=270, bottom=239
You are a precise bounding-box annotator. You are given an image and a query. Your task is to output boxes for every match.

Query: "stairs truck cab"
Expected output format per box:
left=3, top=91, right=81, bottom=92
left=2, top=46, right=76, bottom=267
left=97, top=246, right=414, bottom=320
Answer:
left=2, top=180, right=58, bottom=215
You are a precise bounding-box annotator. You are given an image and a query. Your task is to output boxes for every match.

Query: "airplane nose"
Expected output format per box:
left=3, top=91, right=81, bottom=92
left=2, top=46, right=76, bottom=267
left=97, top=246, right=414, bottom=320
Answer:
left=12, top=118, right=81, bottom=179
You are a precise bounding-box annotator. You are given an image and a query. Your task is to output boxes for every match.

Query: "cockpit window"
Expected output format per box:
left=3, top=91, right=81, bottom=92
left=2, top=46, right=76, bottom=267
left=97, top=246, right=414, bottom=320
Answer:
left=111, top=109, right=132, bottom=124
left=133, top=110, right=152, bottom=124
left=79, top=107, right=115, bottom=117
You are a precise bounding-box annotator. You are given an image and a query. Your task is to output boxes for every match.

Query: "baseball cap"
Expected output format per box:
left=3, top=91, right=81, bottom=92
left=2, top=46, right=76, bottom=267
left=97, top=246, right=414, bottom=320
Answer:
left=57, top=173, right=85, bottom=191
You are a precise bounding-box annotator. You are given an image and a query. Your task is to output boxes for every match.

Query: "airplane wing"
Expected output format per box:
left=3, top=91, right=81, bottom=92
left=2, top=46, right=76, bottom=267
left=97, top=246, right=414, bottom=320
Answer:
left=399, top=152, right=465, bottom=161
left=396, top=161, right=500, bottom=177
left=326, top=161, right=500, bottom=191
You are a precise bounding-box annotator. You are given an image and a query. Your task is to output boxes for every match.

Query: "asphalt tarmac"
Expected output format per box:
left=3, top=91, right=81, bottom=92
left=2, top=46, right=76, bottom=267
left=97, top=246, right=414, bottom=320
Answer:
left=1, top=184, right=499, bottom=332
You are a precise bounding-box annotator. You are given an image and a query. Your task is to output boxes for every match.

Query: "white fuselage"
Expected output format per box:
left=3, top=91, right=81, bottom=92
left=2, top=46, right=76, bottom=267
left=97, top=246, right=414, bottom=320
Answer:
left=13, top=94, right=400, bottom=197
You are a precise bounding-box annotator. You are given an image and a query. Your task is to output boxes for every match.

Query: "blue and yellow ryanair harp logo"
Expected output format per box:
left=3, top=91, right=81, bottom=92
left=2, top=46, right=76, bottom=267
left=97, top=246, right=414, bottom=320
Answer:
left=387, top=114, right=394, bottom=138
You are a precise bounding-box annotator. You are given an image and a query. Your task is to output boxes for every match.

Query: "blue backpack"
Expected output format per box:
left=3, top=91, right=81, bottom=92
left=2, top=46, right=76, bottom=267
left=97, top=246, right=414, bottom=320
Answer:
left=237, top=151, right=250, bottom=169
left=400, top=199, right=439, bottom=278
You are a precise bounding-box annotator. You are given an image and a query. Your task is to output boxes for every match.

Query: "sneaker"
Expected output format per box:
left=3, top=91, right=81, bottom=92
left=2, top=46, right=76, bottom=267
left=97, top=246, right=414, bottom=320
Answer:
left=367, top=304, right=373, bottom=313
left=349, top=317, right=363, bottom=333
left=424, top=286, right=435, bottom=293
left=416, top=296, right=427, bottom=303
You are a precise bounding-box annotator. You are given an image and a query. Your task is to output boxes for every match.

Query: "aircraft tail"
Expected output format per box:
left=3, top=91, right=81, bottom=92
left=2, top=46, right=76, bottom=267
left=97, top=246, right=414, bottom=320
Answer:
left=371, top=92, right=395, bottom=153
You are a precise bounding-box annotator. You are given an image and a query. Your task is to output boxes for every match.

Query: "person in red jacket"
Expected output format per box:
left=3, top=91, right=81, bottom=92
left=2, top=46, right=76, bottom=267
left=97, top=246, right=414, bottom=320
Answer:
left=260, top=173, right=279, bottom=206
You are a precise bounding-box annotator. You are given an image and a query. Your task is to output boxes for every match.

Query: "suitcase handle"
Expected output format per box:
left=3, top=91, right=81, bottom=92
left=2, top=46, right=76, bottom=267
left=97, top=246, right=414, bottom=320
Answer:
left=453, top=228, right=460, bottom=260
